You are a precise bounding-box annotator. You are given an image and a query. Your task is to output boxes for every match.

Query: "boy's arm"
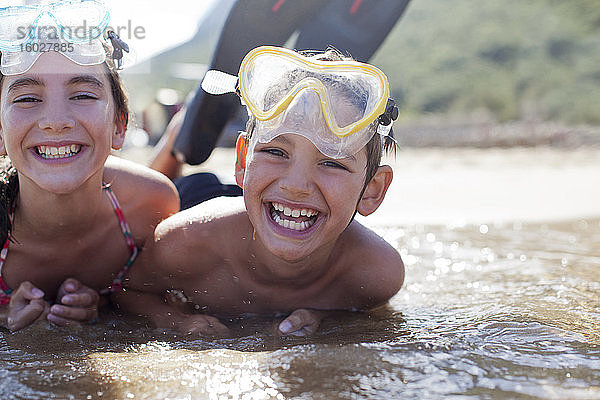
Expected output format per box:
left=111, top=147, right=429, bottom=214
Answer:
left=346, top=223, right=405, bottom=310
left=114, top=289, right=229, bottom=336
left=119, top=210, right=229, bottom=336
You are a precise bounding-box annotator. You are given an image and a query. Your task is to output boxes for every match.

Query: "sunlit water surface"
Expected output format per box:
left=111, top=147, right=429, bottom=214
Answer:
left=1, top=219, right=599, bottom=399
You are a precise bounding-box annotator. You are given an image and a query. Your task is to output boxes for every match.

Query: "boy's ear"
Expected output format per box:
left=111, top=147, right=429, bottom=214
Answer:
left=356, top=165, right=393, bottom=216
left=234, top=133, right=248, bottom=188
left=111, top=113, right=127, bottom=150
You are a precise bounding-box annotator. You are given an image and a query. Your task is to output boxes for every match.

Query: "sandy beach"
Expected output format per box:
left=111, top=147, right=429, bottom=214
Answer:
left=120, top=146, right=600, bottom=226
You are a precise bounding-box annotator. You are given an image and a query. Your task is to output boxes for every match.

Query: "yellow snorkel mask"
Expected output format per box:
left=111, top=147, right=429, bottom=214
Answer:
left=202, top=46, right=398, bottom=158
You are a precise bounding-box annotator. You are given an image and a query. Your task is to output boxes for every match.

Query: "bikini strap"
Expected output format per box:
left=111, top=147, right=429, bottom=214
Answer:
left=102, top=185, right=139, bottom=294
left=0, top=208, right=14, bottom=304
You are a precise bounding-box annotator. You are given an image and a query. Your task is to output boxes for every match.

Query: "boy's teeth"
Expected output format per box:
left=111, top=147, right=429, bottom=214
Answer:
left=272, top=202, right=318, bottom=218
left=270, top=202, right=318, bottom=232
left=37, top=144, right=81, bottom=159
left=271, top=211, right=315, bottom=231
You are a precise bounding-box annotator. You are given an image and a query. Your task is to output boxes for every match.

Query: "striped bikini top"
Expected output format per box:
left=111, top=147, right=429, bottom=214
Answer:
left=0, top=185, right=139, bottom=305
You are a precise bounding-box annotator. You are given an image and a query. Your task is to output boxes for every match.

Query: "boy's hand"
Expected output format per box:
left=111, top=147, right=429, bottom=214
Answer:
left=176, top=314, right=230, bottom=337
left=48, top=278, right=100, bottom=326
left=278, top=309, right=325, bottom=337
left=6, top=281, right=50, bottom=331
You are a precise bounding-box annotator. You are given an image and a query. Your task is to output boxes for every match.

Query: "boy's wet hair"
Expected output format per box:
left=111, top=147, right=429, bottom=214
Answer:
left=245, top=47, right=393, bottom=188
left=0, top=45, right=130, bottom=244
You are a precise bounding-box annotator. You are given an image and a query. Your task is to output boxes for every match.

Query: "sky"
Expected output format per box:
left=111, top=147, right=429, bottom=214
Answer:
left=1, top=0, right=218, bottom=63
left=104, top=0, right=217, bottom=62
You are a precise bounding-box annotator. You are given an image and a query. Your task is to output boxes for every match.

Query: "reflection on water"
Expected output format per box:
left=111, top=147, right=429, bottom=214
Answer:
left=1, top=219, right=599, bottom=399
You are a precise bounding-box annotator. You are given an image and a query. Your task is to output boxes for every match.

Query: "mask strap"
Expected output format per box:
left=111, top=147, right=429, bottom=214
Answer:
left=378, top=98, right=399, bottom=127
left=106, top=30, right=129, bottom=69
left=377, top=98, right=399, bottom=152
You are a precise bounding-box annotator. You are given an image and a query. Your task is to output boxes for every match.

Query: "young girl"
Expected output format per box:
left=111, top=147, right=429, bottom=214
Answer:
left=0, top=1, right=179, bottom=331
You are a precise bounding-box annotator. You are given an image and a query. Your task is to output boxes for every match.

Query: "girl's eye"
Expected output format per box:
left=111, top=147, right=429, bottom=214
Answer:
left=14, top=96, right=41, bottom=103
left=72, top=93, right=98, bottom=100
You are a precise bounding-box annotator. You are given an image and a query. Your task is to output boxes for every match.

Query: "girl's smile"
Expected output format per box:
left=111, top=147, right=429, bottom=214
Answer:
left=0, top=52, right=123, bottom=194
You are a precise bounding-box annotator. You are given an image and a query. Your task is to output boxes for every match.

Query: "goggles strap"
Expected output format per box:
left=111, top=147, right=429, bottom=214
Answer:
left=378, top=98, right=399, bottom=127
left=106, top=30, right=129, bottom=69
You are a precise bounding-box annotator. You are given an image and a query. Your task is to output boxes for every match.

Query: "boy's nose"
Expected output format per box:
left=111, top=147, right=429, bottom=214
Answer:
left=38, top=104, right=75, bottom=133
left=279, top=162, right=312, bottom=197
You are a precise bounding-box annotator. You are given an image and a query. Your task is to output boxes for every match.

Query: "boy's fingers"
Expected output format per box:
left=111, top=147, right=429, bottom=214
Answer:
left=279, top=309, right=320, bottom=336
left=185, top=316, right=229, bottom=336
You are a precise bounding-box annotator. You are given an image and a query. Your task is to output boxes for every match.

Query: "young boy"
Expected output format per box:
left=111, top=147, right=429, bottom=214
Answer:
left=124, top=46, right=404, bottom=336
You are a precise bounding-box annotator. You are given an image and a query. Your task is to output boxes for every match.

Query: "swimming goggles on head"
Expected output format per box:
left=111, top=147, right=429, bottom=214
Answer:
left=0, top=0, right=122, bottom=75
left=202, top=45, right=398, bottom=158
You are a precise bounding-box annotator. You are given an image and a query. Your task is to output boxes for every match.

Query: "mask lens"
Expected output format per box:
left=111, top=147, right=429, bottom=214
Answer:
left=239, top=47, right=388, bottom=138
left=51, top=0, right=109, bottom=42
left=0, top=6, right=40, bottom=51
left=0, top=0, right=110, bottom=75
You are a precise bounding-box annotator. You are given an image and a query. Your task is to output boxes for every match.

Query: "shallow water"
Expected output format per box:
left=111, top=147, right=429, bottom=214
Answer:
left=1, top=217, right=598, bottom=399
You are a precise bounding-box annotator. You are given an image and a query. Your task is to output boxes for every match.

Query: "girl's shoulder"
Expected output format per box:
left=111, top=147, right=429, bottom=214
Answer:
left=103, top=155, right=179, bottom=207
left=102, top=155, right=180, bottom=241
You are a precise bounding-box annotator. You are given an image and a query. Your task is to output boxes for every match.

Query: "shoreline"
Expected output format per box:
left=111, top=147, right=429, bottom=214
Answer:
left=119, top=146, right=600, bottom=226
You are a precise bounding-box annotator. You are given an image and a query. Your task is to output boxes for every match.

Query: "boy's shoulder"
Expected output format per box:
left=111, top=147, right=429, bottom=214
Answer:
left=334, top=221, right=405, bottom=309
left=154, top=196, right=250, bottom=254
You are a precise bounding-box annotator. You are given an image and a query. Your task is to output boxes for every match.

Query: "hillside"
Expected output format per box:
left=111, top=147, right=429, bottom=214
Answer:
left=373, top=0, right=600, bottom=125
left=122, top=0, right=600, bottom=128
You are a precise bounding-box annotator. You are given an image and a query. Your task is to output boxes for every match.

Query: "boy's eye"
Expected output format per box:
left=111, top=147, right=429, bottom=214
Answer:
left=322, top=160, right=349, bottom=170
left=262, top=148, right=287, bottom=158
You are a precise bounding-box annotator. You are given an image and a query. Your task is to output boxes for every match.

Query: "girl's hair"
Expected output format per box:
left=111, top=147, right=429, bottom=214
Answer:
left=0, top=47, right=129, bottom=244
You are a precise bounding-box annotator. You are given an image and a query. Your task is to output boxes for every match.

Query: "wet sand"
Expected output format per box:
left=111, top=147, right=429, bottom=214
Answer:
left=119, top=146, right=600, bottom=226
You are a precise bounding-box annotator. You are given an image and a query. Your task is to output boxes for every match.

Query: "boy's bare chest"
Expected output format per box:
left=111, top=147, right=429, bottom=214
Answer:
left=2, top=229, right=134, bottom=300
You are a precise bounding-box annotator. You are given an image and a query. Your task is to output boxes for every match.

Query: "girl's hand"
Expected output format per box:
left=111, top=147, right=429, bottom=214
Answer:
left=278, top=309, right=325, bottom=337
left=48, top=278, right=100, bottom=326
left=7, top=281, right=50, bottom=331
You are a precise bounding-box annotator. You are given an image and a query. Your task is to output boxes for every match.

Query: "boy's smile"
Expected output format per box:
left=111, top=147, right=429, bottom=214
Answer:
left=268, top=201, right=320, bottom=232
left=240, top=133, right=367, bottom=264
